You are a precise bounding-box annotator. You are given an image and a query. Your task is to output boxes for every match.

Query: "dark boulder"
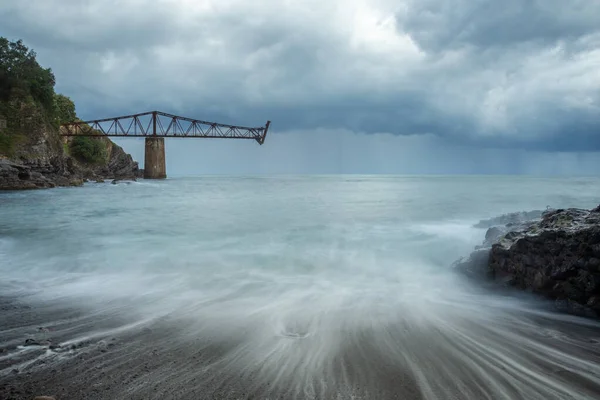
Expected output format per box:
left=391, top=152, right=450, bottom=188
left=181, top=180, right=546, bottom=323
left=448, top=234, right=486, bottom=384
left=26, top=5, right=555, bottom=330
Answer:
left=452, top=249, right=491, bottom=280
left=0, top=159, right=55, bottom=190
left=456, top=205, right=600, bottom=318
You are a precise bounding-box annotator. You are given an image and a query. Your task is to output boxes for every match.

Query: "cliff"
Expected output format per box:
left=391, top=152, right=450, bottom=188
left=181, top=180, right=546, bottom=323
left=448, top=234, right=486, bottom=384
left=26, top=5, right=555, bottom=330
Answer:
left=0, top=37, right=141, bottom=190
left=454, top=206, right=600, bottom=318
left=62, top=133, right=142, bottom=181
left=0, top=102, right=142, bottom=190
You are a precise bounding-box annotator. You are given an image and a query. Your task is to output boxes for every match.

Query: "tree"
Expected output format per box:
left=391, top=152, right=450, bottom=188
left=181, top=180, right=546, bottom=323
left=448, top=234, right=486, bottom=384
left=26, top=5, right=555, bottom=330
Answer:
left=0, top=37, right=56, bottom=110
left=54, top=94, right=76, bottom=124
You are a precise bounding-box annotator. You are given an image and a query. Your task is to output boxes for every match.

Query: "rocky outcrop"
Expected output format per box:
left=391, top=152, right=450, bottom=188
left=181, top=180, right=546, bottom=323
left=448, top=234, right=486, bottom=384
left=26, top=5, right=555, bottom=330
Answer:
left=473, top=210, right=544, bottom=229
left=0, top=143, right=141, bottom=190
left=0, top=36, right=142, bottom=190
left=455, top=206, right=600, bottom=318
left=0, top=110, right=141, bottom=190
left=0, top=157, right=83, bottom=190
left=70, top=140, right=143, bottom=181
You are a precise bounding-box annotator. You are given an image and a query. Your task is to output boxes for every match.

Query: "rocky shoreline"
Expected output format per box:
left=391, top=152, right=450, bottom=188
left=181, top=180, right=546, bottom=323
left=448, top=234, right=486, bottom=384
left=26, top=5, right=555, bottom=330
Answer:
left=454, top=205, right=600, bottom=318
left=1, top=96, right=142, bottom=190
left=0, top=142, right=142, bottom=191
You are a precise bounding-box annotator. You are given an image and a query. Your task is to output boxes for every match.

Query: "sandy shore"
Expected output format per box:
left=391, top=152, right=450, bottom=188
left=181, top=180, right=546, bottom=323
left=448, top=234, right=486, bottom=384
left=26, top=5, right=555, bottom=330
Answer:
left=2, top=292, right=600, bottom=400
left=0, top=296, right=425, bottom=399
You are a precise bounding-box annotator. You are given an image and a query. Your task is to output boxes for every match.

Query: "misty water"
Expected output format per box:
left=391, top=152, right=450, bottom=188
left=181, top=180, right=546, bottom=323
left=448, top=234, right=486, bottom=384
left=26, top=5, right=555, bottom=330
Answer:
left=2, top=176, right=600, bottom=399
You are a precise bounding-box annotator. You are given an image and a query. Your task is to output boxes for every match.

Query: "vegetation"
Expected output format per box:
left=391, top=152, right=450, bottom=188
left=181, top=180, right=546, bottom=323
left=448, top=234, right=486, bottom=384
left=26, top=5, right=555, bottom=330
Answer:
left=70, top=135, right=107, bottom=164
left=0, top=130, right=26, bottom=157
left=0, top=37, right=77, bottom=135
left=54, top=93, right=77, bottom=124
left=0, top=132, right=11, bottom=154
left=0, top=37, right=85, bottom=159
left=0, top=38, right=55, bottom=111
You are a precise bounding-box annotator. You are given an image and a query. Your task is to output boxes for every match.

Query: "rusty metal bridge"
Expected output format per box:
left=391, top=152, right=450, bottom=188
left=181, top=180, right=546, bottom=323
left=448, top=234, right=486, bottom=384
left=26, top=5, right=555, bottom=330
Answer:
left=61, top=111, right=270, bottom=144
left=60, top=111, right=271, bottom=179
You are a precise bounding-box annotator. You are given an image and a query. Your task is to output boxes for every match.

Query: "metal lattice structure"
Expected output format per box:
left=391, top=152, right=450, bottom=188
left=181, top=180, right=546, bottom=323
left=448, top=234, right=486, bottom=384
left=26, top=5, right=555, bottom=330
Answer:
left=60, top=111, right=270, bottom=145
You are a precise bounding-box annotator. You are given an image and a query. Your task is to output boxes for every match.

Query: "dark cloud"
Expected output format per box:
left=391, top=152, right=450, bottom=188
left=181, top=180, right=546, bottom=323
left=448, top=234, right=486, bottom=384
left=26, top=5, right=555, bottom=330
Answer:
left=399, top=0, right=600, bottom=51
left=1, top=0, right=599, bottom=153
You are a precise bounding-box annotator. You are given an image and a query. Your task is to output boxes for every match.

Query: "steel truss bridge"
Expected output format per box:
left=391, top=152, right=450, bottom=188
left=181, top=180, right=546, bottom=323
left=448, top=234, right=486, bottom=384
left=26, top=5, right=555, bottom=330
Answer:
left=60, top=111, right=270, bottom=179
left=60, top=111, right=270, bottom=145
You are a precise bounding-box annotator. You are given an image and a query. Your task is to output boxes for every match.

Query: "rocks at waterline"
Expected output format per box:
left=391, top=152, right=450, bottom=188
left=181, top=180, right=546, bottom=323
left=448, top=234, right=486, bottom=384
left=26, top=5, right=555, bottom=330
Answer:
left=452, top=248, right=492, bottom=280
left=111, top=178, right=136, bottom=185
left=1, top=129, right=142, bottom=190
left=0, top=149, right=140, bottom=190
left=453, top=209, right=551, bottom=277
left=0, top=158, right=83, bottom=190
left=473, top=210, right=545, bottom=229
left=454, top=206, right=600, bottom=318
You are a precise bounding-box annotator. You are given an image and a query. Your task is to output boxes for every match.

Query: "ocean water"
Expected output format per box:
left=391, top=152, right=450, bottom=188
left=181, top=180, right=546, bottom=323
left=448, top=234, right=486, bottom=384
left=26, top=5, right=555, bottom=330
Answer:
left=1, top=175, right=600, bottom=399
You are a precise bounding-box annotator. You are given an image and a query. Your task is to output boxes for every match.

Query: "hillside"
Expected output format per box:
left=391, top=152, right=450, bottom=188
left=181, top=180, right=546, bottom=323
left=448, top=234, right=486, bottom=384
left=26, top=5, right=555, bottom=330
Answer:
left=0, top=37, right=141, bottom=190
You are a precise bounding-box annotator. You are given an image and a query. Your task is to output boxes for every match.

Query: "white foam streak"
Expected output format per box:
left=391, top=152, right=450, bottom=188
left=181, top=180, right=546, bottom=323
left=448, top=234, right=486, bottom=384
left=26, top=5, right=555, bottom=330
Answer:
left=2, top=177, right=600, bottom=398
left=5, top=244, right=600, bottom=399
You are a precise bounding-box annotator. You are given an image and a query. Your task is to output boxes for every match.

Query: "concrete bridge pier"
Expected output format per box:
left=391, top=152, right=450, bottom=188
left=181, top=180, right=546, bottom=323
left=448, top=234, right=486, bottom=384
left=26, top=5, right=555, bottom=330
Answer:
left=144, top=137, right=166, bottom=179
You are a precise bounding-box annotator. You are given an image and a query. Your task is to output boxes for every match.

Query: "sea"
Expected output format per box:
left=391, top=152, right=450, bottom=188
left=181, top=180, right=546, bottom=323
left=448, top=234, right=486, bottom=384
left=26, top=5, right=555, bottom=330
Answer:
left=1, top=175, right=600, bottom=399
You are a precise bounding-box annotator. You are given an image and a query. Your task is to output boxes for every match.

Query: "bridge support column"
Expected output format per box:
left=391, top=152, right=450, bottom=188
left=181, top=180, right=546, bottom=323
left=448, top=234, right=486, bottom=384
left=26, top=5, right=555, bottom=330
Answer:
left=144, top=137, right=166, bottom=179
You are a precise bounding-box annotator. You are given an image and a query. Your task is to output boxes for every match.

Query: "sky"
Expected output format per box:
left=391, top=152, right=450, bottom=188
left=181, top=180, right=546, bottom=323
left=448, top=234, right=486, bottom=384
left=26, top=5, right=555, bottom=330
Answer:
left=1, top=0, right=600, bottom=175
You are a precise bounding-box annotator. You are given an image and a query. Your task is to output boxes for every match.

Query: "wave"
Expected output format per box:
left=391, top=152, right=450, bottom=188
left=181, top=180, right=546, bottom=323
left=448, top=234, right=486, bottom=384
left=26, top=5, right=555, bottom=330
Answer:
left=2, top=177, right=600, bottom=399
left=2, top=256, right=598, bottom=399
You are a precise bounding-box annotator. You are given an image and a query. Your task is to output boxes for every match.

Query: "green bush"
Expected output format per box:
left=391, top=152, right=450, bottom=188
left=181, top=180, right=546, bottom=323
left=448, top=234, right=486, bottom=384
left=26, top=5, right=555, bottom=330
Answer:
left=70, top=136, right=107, bottom=164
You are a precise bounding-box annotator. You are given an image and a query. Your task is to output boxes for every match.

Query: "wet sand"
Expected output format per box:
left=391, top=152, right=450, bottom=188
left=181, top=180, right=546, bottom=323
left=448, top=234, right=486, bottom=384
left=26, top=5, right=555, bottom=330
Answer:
left=0, top=296, right=417, bottom=399
left=1, top=293, right=600, bottom=400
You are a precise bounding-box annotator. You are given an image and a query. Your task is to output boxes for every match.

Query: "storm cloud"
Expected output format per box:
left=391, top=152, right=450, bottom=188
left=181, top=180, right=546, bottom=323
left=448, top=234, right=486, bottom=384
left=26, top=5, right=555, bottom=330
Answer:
left=1, top=0, right=599, bottom=173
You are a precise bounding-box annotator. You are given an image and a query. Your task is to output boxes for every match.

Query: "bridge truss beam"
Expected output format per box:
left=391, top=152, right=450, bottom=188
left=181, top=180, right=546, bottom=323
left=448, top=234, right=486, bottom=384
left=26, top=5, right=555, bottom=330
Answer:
left=60, top=111, right=270, bottom=145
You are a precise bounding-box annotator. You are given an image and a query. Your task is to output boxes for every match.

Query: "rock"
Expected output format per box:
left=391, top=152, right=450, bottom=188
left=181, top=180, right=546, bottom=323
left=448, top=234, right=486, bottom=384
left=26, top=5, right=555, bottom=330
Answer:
left=452, top=249, right=491, bottom=280
left=111, top=178, right=136, bottom=185
left=474, top=210, right=545, bottom=229
left=105, top=141, right=142, bottom=179
left=53, top=176, right=70, bottom=186
left=481, top=226, right=509, bottom=248
left=24, top=338, right=40, bottom=346
left=1, top=104, right=141, bottom=190
left=485, top=226, right=504, bottom=242
left=75, top=141, right=142, bottom=181
left=95, top=178, right=105, bottom=183
left=0, top=159, right=54, bottom=190
left=457, top=205, right=600, bottom=318
left=34, top=397, right=56, bottom=400
left=69, top=178, right=84, bottom=186
left=25, top=337, right=52, bottom=347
